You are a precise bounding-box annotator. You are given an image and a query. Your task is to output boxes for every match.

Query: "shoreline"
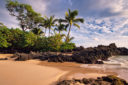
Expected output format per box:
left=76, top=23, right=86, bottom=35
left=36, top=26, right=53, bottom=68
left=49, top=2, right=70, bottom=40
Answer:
left=0, top=54, right=127, bottom=85
left=39, top=61, right=117, bottom=81
left=0, top=60, right=117, bottom=85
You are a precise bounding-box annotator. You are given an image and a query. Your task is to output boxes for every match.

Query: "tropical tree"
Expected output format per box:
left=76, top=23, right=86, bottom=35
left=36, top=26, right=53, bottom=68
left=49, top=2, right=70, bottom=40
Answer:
left=31, top=28, right=44, bottom=36
left=65, top=36, right=74, bottom=43
left=65, top=9, right=84, bottom=42
left=0, top=27, right=11, bottom=48
left=39, top=16, right=48, bottom=36
left=54, top=19, right=68, bottom=34
left=6, top=0, right=43, bottom=31
left=41, top=16, right=57, bottom=36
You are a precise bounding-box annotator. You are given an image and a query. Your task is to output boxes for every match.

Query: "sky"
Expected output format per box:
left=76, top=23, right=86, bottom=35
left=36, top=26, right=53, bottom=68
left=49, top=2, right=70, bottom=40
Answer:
left=0, top=0, right=128, bottom=48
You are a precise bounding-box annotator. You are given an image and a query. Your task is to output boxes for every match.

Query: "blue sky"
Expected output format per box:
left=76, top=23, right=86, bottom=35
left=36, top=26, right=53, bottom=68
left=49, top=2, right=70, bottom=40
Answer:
left=0, top=0, right=128, bottom=48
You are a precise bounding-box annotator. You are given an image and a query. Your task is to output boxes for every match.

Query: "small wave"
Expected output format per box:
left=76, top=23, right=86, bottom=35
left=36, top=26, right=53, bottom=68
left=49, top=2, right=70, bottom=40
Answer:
left=104, top=56, right=128, bottom=68
left=103, top=60, right=121, bottom=65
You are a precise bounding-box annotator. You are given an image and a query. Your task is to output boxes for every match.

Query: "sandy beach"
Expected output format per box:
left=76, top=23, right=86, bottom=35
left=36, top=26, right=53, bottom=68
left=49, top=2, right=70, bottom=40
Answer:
left=0, top=60, right=113, bottom=85
left=0, top=60, right=68, bottom=85
left=0, top=54, right=124, bottom=85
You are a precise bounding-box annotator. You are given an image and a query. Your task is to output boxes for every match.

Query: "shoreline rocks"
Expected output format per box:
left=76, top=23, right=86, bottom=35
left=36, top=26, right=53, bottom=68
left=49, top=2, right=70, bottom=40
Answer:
left=12, top=43, right=128, bottom=64
left=57, top=75, right=128, bottom=85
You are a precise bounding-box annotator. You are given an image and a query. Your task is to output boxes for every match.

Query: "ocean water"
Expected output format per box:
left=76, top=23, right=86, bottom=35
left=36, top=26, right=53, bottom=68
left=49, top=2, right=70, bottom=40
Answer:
left=80, top=56, right=128, bottom=81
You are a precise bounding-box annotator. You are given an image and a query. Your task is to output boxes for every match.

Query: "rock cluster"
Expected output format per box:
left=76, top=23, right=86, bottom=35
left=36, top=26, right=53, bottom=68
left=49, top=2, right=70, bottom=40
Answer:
left=57, top=75, right=128, bottom=85
left=13, top=43, right=128, bottom=64
left=0, top=58, right=8, bottom=60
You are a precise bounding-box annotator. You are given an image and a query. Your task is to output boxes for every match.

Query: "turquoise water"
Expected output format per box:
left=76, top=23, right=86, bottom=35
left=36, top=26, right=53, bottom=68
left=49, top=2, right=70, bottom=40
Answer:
left=80, top=56, right=128, bottom=81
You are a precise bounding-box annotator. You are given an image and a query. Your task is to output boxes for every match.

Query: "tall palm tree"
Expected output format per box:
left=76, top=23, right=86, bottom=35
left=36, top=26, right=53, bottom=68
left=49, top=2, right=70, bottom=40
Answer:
left=65, top=36, right=74, bottom=43
left=44, top=16, right=57, bottom=36
left=54, top=19, right=68, bottom=34
left=39, top=16, right=48, bottom=36
left=65, top=9, right=84, bottom=42
left=31, top=28, right=44, bottom=36
left=39, top=16, right=57, bottom=36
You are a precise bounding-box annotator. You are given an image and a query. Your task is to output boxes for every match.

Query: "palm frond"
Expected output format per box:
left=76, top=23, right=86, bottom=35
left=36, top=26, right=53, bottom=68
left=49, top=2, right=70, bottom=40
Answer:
left=74, top=18, right=84, bottom=23
left=68, top=9, right=71, bottom=14
left=71, top=10, right=78, bottom=18
left=65, top=11, right=69, bottom=18
left=58, top=19, right=67, bottom=23
left=69, top=37, right=74, bottom=41
left=73, top=23, right=80, bottom=29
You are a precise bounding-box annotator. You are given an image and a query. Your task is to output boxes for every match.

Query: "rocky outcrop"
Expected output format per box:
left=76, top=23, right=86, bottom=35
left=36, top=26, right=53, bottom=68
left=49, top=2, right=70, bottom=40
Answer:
left=57, top=75, right=128, bottom=85
left=48, top=54, right=73, bottom=62
left=13, top=43, right=128, bottom=64
left=118, top=47, right=128, bottom=55
left=71, top=43, right=117, bottom=64
left=0, top=58, right=8, bottom=60
left=73, top=46, right=85, bottom=51
left=14, top=52, right=49, bottom=61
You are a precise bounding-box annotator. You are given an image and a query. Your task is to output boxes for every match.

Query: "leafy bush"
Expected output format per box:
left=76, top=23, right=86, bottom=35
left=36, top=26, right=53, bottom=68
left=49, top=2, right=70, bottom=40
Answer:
left=9, top=28, right=24, bottom=49
left=0, top=27, right=11, bottom=48
left=47, top=34, right=63, bottom=51
left=0, top=27, right=76, bottom=52
left=34, top=37, right=49, bottom=51
left=22, top=32, right=37, bottom=48
left=60, top=43, right=76, bottom=51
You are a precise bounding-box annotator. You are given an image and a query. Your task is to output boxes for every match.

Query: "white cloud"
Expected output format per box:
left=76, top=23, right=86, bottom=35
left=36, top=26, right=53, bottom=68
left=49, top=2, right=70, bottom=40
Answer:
left=71, top=16, right=128, bottom=48
left=0, top=7, right=19, bottom=28
left=0, top=0, right=128, bottom=48
left=23, top=0, right=47, bottom=15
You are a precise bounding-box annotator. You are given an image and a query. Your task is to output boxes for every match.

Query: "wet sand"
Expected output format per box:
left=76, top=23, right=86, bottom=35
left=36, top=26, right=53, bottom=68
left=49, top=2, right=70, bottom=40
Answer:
left=39, top=61, right=117, bottom=80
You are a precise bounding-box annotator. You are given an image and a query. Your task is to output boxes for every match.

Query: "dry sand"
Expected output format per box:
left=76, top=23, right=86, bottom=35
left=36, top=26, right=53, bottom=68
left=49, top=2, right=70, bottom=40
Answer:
left=0, top=54, right=13, bottom=58
left=0, top=60, right=68, bottom=85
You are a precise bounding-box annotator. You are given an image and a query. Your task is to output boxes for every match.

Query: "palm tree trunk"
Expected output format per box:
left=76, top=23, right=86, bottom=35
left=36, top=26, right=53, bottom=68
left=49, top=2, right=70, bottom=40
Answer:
left=66, top=24, right=71, bottom=42
left=49, top=28, right=50, bottom=36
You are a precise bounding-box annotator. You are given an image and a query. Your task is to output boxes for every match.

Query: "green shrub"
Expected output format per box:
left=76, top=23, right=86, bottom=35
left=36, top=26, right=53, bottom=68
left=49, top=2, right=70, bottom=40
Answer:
left=9, top=28, right=24, bottom=48
left=60, top=43, right=76, bottom=51
left=0, top=27, right=76, bottom=52
left=0, top=27, right=11, bottom=48
left=47, top=34, right=63, bottom=51
left=22, top=32, right=37, bottom=48
left=34, top=37, right=49, bottom=51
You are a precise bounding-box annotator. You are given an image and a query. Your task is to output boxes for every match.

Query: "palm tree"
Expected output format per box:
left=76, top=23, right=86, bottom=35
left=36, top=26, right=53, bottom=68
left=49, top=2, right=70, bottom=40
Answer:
left=65, top=36, right=74, bottom=43
left=31, top=28, right=44, bottom=36
left=39, top=16, right=57, bottom=36
left=65, top=9, right=84, bottom=42
left=54, top=19, right=68, bottom=34
left=39, top=16, right=48, bottom=36
left=44, top=16, right=57, bottom=36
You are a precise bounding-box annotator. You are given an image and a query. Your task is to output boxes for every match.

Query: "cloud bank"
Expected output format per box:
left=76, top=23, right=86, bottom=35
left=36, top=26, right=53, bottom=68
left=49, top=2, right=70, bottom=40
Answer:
left=0, top=0, right=128, bottom=48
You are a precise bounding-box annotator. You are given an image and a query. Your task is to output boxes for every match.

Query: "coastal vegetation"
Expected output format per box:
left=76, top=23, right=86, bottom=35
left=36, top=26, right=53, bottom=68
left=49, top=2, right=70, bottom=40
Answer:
left=0, top=0, right=84, bottom=53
